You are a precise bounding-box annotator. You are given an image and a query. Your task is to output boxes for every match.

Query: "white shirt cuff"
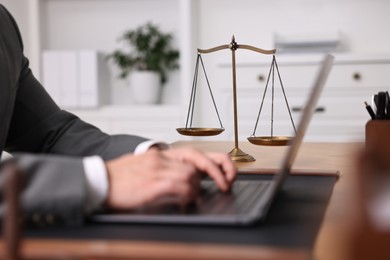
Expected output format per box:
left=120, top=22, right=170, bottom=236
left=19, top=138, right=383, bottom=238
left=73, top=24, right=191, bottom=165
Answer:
left=133, top=140, right=170, bottom=154
left=83, top=156, right=108, bottom=213
left=0, top=151, right=12, bottom=162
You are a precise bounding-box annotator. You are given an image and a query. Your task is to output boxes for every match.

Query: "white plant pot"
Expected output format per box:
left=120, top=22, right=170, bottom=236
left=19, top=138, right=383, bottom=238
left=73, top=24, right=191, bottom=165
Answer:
left=129, top=71, right=161, bottom=104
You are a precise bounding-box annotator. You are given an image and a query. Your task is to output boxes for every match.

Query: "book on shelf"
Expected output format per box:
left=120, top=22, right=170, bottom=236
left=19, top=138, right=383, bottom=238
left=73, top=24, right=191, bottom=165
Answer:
left=42, top=50, right=110, bottom=109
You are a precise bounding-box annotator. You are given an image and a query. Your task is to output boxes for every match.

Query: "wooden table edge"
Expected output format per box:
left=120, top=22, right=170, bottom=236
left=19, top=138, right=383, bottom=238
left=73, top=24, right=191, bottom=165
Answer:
left=0, top=239, right=310, bottom=260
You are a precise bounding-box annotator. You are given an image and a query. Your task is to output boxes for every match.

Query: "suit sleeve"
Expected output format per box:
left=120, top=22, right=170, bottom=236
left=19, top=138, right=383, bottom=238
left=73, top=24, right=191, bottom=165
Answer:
left=0, top=5, right=148, bottom=227
left=0, top=154, right=87, bottom=227
left=3, top=13, right=148, bottom=160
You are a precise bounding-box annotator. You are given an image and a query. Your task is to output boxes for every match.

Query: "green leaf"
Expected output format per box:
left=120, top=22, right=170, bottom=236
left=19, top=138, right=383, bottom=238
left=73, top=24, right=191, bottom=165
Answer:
left=107, top=22, right=180, bottom=85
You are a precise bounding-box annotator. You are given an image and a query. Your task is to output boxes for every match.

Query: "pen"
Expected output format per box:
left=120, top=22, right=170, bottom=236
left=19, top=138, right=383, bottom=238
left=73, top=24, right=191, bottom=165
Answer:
left=386, top=91, right=390, bottom=119
left=365, top=101, right=376, bottom=120
left=373, top=94, right=378, bottom=111
left=376, top=92, right=386, bottom=120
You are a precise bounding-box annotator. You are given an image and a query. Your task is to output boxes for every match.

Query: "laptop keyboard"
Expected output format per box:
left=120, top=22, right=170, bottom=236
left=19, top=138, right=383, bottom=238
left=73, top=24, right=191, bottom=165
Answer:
left=195, top=180, right=271, bottom=215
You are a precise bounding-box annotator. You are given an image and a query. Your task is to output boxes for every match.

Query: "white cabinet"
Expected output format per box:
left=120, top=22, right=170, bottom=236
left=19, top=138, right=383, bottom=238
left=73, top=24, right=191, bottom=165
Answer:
left=213, top=54, right=390, bottom=142
left=28, top=0, right=197, bottom=105
left=27, top=0, right=198, bottom=142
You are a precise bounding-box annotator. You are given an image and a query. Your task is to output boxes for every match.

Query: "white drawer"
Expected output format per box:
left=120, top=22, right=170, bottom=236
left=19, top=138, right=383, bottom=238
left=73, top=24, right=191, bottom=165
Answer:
left=327, top=63, right=390, bottom=88
left=223, top=91, right=370, bottom=122
left=215, top=64, right=321, bottom=90
left=216, top=61, right=390, bottom=90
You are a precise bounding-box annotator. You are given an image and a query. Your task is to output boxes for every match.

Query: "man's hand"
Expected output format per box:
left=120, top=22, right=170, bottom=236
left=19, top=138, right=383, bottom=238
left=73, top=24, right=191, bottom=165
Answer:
left=105, top=147, right=236, bottom=210
left=162, top=147, right=236, bottom=190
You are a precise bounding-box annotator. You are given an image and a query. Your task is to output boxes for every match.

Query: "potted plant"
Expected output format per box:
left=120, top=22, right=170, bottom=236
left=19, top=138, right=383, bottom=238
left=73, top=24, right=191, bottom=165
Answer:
left=109, top=22, right=180, bottom=104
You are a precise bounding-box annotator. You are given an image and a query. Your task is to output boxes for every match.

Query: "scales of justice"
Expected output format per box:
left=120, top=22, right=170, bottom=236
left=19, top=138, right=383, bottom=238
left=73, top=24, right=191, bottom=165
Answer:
left=177, top=36, right=296, bottom=163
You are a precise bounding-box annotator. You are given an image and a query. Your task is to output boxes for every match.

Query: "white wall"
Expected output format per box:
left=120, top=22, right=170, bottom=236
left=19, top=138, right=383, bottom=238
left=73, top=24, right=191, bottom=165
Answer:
left=41, top=0, right=181, bottom=105
left=198, top=0, right=390, bottom=53
left=3, top=0, right=390, bottom=107
left=1, top=0, right=30, bottom=56
left=4, top=0, right=390, bottom=72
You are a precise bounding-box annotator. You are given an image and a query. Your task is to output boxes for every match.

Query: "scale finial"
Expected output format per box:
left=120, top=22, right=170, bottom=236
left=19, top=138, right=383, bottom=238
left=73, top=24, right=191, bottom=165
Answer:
left=230, top=35, right=238, bottom=50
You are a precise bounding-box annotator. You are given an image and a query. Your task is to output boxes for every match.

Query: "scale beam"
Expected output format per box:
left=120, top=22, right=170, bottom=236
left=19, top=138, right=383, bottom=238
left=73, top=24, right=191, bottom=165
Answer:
left=238, top=44, right=276, bottom=55
left=197, top=44, right=276, bottom=55
left=197, top=45, right=230, bottom=54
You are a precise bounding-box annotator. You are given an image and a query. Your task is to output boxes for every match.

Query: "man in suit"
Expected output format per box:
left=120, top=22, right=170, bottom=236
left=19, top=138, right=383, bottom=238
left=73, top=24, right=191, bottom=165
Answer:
left=0, top=5, right=236, bottom=226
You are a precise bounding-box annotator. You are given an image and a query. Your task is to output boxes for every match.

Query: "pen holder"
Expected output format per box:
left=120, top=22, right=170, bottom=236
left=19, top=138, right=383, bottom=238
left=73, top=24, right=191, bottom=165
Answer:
left=365, top=120, right=390, bottom=168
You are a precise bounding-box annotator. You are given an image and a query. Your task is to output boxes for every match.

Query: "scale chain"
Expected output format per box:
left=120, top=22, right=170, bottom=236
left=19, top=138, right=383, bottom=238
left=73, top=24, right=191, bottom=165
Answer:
left=185, top=54, right=200, bottom=128
left=252, top=57, right=275, bottom=136
left=198, top=55, right=224, bottom=129
left=274, top=57, right=297, bottom=133
left=252, top=55, right=297, bottom=137
left=190, top=55, right=201, bottom=128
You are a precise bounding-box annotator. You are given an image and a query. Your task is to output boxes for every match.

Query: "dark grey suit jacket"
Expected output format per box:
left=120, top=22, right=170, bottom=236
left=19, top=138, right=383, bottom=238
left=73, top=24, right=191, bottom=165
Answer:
left=0, top=5, right=148, bottom=226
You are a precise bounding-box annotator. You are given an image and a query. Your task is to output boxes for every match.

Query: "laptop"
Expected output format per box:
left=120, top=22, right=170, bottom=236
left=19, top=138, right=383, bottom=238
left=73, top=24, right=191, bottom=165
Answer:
left=91, top=54, right=334, bottom=225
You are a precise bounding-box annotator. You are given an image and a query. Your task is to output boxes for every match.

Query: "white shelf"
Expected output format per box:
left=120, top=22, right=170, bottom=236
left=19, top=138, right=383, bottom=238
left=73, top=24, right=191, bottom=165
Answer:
left=69, top=105, right=183, bottom=142
left=28, top=0, right=198, bottom=107
left=27, top=0, right=200, bottom=141
left=69, top=104, right=181, bottom=118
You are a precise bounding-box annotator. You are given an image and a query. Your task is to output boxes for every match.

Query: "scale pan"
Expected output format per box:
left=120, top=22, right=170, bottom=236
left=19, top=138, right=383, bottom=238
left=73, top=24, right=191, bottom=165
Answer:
left=247, top=136, right=293, bottom=146
left=176, top=127, right=224, bottom=136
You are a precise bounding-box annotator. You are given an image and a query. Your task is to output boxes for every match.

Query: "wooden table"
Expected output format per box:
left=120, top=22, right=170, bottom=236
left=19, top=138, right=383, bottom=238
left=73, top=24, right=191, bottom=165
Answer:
left=0, top=142, right=362, bottom=260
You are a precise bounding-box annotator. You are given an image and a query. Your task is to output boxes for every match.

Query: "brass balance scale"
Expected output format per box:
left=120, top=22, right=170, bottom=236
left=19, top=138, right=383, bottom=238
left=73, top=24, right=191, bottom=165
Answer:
left=176, top=36, right=296, bottom=162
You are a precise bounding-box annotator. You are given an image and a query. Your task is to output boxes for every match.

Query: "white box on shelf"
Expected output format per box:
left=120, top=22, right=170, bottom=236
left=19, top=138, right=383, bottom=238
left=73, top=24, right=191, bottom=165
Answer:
left=42, top=51, right=61, bottom=104
left=78, top=50, right=110, bottom=108
left=59, top=51, right=79, bottom=108
left=42, top=50, right=110, bottom=108
left=274, top=32, right=343, bottom=53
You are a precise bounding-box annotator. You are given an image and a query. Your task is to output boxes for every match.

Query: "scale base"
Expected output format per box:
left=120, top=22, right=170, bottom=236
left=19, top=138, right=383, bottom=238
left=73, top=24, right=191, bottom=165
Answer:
left=229, top=148, right=255, bottom=162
